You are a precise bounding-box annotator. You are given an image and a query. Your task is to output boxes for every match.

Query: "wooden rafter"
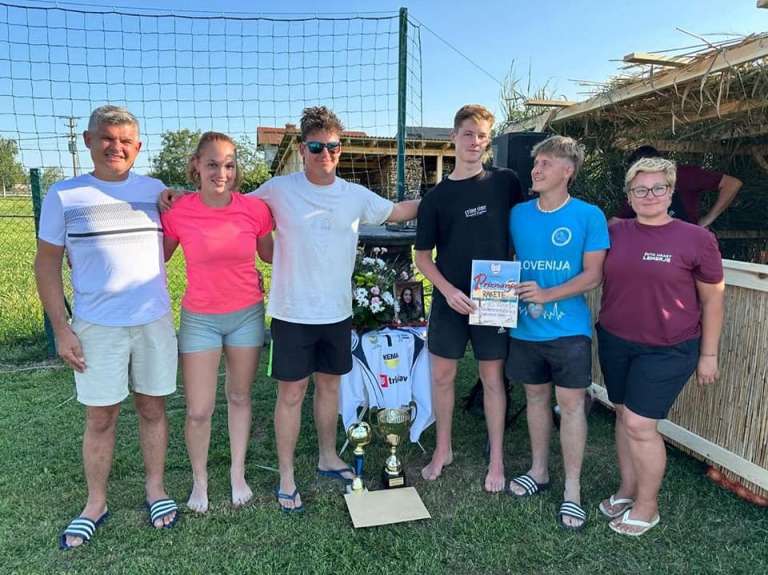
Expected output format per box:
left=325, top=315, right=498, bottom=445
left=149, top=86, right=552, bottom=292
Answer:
left=524, top=99, right=577, bottom=107
left=623, top=52, right=690, bottom=68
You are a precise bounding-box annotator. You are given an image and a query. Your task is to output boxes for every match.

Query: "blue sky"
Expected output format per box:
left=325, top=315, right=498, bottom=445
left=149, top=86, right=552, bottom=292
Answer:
left=74, top=0, right=767, bottom=122
left=1, top=0, right=766, bottom=174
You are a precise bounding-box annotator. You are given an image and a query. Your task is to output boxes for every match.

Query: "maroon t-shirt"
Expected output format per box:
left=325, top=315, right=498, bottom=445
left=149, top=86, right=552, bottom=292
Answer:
left=617, top=165, right=724, bottom=223
left=599, top=219, right=723, bottom=346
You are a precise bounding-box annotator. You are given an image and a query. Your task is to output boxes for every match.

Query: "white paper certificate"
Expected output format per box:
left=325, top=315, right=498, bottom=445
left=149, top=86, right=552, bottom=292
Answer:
left=468, top=260, right=520, bottom=328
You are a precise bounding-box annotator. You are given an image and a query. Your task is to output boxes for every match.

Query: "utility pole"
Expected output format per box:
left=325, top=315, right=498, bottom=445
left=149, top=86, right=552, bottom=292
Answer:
left=59, top=116, right=81, bottom=177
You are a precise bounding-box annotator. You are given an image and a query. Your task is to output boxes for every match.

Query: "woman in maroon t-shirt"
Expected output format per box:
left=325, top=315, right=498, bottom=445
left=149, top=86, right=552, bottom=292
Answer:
left=597, top=157, right=724, bottom=536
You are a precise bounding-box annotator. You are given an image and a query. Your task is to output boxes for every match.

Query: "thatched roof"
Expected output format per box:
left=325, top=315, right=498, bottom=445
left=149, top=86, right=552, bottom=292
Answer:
left=507, top=33, right=768, bottom=161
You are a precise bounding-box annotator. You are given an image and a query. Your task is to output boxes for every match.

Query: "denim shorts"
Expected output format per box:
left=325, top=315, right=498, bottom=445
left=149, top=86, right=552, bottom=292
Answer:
left=179, top=302, right=265, bottom=353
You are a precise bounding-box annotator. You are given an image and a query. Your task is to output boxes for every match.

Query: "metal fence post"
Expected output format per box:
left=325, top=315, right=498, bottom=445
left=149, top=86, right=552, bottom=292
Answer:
left=396, top=7, right=408, bottom=202
left=30, top=168, right=56, bottom=358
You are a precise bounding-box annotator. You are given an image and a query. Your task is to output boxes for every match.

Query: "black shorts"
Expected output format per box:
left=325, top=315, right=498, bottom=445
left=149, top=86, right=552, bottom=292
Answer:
left=596, top=324, right=699, bottom=420
left=505, top=335, right=592, bottom=389
left=270, top=317, right=353, bottom=382
left=427, top=295, right=507, bottom=361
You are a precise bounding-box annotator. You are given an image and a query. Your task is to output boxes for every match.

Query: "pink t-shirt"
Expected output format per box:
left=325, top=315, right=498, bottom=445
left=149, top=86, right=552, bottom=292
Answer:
left=161, top=192, right=273, bottom=314
left=599, top=219, right=723, bottom=346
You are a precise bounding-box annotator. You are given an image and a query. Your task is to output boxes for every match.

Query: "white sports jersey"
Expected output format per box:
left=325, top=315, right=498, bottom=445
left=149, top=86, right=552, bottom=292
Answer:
left=339, top=327, right=434, bottom=442
left=38, top=172, right=170, bottom=326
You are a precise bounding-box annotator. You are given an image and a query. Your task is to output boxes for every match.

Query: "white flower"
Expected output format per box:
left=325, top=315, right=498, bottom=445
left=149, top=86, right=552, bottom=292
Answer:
left=375, top=258, right=386, bottom=269
left=370, top=302, right=384, bottom=313
left=372, top=247, right=381, bottom=254
left=370, top=286, right=380, bottom=296
left=380, top=247, right=388, bottom=254
left=382, top=292, right=394, bottom=305
left=354, top=288, right=368, bottom=300
left=400, top=271, right=409, bottom=280
left=356, top=296, right=370, bottom=308
left=362, top=257, right=375, bottom=266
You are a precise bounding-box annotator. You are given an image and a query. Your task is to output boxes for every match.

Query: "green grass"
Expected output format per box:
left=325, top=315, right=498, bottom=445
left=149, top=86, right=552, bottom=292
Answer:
left=1, top=356, right=766, bottom=575
left=0, top=195, right=272, bottom=363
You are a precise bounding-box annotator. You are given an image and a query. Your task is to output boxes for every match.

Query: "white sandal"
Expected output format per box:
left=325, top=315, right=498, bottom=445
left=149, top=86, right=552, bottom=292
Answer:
left=609, top=509, right=660, bottom=536
left=598, top=494, right=634, bottom=518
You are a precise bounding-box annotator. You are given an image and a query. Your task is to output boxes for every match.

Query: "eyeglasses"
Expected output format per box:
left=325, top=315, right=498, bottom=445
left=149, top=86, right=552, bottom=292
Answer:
left=304, top=141, right=341, bottom=154
left=629, top=184, right=669, bottom=198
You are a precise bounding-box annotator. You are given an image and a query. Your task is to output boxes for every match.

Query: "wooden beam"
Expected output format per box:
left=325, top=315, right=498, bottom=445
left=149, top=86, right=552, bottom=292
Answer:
left=341, top=145, right=454, bottom=158
left=590, top=382, right=768, bottom=491
left=508, top=34, right=768, bottom=132
left=716, top=230, right=768, bottom=240
left=524, top=99, right=577, bottom=107
left=723, top=259, right=768, bottom=293
left=617, top=140, right=768, bottom=157
left=435, top=154, right=443, bottom=185
left=623, top=52, right=690, bottom=68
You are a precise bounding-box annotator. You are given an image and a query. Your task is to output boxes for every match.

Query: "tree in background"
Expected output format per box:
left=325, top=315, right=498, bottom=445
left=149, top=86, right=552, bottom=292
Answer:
left=149, top=130, right=270, bottom=192
left=0, top=137, right=27, bottom=193
left=149, top=128, right=201, bottom=188
left=235, top=135, right=271, bottom=193
left=41, top=166, right=65, bottom=192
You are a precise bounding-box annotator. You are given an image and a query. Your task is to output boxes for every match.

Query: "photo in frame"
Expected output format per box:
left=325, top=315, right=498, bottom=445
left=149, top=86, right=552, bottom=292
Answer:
left=394, top=281, right=425, bottom=324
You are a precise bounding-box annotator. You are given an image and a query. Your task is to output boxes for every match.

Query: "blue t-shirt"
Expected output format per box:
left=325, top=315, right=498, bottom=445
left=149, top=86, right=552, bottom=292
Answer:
left=509, top=197, right=609, bottom=341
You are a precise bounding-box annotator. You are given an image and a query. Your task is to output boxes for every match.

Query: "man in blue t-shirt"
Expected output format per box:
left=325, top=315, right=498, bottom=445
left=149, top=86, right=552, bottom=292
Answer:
left=506, top=135, right=609, bottom=531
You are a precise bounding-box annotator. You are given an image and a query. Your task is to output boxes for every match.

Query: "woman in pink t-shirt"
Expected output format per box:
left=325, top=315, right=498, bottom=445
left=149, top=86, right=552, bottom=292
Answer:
left=161, top=132, right=274, bottom=513
left=597, top=157, right=724, bottom=536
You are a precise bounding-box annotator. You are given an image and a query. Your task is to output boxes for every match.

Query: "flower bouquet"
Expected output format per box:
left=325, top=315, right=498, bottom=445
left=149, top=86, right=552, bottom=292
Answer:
left=351, top=247, right=397, bottom=332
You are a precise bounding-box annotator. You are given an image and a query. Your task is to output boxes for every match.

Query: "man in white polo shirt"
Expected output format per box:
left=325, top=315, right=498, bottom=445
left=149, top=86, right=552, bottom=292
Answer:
left=35, top=105, right=179, bottom=549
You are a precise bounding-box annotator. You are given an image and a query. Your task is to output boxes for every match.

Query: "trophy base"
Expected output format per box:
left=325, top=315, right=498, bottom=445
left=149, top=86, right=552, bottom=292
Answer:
left=382, top=469, right=407, bottom=489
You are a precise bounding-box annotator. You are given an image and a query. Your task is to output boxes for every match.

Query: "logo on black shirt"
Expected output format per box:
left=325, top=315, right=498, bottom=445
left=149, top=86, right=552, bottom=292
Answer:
left=464, top=205, right=487, bottom=218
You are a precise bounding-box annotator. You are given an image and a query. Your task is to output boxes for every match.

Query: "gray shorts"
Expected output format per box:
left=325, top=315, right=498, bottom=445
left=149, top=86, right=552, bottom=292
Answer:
left=72, top=312, right=178, bottom=406
left=179, top=302, right=265, bottom=353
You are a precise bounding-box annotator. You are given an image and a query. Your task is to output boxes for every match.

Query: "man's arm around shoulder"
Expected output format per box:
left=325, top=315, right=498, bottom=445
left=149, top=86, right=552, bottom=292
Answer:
left=387, top=199, right=420, bottom=223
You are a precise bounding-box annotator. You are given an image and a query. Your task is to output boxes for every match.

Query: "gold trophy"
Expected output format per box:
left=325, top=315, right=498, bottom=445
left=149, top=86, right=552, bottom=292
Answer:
left=372, top=402, right=417, bottom=489
left=346, top=422, right=372, bottom=493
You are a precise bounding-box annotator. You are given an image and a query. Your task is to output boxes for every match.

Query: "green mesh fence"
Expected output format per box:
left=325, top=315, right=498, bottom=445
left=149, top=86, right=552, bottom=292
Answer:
left=0, top=3, right=430, bottom=362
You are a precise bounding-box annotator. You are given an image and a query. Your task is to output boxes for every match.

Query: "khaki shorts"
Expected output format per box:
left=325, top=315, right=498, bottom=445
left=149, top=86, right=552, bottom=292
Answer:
left=71, top=313, right=178, bottom=406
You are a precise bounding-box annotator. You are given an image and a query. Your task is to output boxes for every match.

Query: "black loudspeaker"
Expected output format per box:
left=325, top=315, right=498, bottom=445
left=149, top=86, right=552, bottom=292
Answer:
left=492, top=132, right=547, bottom=198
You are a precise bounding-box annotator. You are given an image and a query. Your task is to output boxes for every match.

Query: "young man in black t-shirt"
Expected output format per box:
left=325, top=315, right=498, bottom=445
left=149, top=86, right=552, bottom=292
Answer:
left=415, top=105, right=524, bottom=491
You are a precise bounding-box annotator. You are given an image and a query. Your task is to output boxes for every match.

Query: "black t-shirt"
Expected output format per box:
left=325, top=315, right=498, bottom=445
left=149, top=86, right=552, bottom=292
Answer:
left=415, top=167, right=523, bottom=295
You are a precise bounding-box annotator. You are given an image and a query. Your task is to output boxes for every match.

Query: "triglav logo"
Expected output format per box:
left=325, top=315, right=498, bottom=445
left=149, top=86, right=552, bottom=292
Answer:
left=551, top=227, right=572, bottom=247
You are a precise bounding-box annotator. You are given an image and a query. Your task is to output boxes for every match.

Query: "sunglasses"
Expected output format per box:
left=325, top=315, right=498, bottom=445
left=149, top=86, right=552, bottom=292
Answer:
left=304, top=141, right=341, bottom=154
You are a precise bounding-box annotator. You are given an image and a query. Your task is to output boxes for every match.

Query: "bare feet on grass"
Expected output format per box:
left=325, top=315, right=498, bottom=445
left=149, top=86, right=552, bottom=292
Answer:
left=231, top=470, right=254, bottom=508
left=421, top=450, right=453, bottom=481
left=186, top=480, right=209, bottom=513
left=484, top=461, right=505, bottom=493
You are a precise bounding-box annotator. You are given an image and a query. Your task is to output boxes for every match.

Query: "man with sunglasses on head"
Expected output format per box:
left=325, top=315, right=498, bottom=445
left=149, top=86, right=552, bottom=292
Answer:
left=251, top=106, right=419, bottom=512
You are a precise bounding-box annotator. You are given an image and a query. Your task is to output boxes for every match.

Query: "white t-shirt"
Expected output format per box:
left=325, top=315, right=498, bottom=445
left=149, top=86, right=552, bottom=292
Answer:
left=38, top=172, right=170, bottom=326
left=251, top=171, right=394, bottom=324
